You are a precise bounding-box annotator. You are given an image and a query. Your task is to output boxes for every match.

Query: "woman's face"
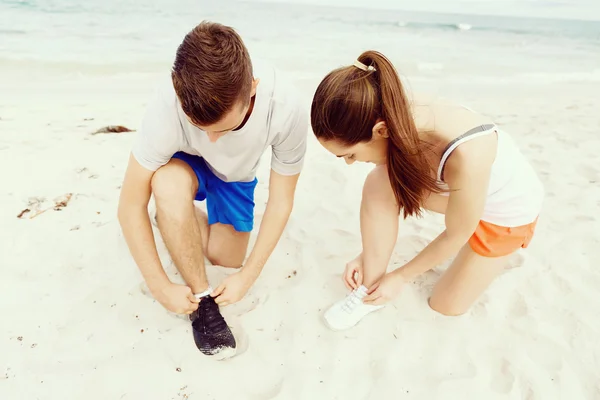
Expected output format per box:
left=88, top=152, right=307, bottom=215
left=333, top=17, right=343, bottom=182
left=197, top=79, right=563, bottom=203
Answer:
left=317, top=121, right=389, bottom=166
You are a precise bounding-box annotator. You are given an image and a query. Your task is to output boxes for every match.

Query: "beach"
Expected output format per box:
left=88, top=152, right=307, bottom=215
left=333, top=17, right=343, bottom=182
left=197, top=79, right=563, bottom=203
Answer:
left=1, top=1, right=600, bottom=399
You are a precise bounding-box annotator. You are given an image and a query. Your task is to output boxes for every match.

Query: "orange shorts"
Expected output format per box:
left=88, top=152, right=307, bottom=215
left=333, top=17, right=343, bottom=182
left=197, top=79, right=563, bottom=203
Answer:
left=469, top=218, right=538, bottom=258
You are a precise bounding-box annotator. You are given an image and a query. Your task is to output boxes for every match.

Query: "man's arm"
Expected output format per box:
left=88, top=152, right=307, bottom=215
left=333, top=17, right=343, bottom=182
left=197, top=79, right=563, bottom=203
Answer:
left=242, top=97, right=307, bottom=278
left=118, top=153, right=170, bottom=291
left=243, top=169, right=299, bottom=279
left=211, top=97, right=308, bottom=306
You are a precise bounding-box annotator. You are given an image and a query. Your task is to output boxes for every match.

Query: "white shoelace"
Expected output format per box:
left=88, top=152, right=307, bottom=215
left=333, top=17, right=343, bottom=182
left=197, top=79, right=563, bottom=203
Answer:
left=341, top=287, right=367, bottom=313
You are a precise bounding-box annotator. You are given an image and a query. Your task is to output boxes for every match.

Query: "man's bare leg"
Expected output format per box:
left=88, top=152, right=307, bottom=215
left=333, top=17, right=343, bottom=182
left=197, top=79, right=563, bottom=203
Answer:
left=151, top=159, right=238, bottom=357
left=151, top=159, right=208, bottom=294
left=194, top=208, right=251, bottom=269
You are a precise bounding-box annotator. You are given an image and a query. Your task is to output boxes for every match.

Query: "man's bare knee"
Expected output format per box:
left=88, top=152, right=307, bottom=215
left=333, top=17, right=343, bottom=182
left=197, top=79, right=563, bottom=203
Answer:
left=206, top=233, right=247, bottom=268
left=151, top=159, right=198, bottom=205
left=205, top=223, right=249, bottom=268
left=428, top=296, right=468, bottom=317
left=206, top=251, right=244, bottom=269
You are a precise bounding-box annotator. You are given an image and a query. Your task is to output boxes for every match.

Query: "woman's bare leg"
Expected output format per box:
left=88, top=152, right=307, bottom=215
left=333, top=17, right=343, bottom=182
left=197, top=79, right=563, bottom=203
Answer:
left=429, top=244, right=507, bottom=316
left=358, top=166, right=401, bottom=288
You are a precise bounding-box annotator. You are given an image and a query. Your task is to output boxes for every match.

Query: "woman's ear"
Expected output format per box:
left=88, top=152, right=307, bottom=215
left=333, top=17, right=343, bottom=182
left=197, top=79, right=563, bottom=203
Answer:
left=372, top=120, right=389, bottom=139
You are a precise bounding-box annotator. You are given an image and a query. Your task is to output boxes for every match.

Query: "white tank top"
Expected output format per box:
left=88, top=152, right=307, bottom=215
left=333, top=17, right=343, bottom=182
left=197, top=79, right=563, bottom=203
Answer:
left=437, top=124, right=544, bottom=227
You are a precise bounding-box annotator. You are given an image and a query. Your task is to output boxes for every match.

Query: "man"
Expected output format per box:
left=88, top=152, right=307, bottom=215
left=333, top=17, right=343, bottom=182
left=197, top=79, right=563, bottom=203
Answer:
left=117, top=21, right=307, bottom=359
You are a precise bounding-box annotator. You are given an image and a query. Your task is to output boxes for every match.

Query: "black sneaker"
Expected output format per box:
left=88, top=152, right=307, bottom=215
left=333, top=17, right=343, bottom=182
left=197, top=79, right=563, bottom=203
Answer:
left=190, top=296, right=236, bottom=358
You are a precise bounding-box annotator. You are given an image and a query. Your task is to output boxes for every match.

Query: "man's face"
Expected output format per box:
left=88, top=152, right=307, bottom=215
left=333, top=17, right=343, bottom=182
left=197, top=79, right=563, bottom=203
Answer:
left=192, top=101, right=249, bottom=142
left=190, top=78, right=260, bottom=142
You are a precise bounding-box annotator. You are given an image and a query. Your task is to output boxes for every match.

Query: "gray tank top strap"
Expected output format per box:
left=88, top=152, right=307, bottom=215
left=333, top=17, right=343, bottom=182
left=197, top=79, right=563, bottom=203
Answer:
left=437, top=124, right=497, bottom=181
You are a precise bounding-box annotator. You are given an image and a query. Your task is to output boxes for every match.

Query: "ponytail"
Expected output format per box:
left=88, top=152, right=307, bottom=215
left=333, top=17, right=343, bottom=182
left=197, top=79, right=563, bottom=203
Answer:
left=357, top=51, right=441, bottom=218
left=311, top=50, right=441, bottom=218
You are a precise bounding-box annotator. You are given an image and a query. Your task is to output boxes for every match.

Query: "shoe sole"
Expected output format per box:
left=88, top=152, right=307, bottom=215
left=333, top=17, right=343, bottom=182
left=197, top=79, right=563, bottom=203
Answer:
left=207, top=346, right=237, bottom=361
left=322, top=312, right=359, bottom=331
left=322, top=306, right=385, bottom=331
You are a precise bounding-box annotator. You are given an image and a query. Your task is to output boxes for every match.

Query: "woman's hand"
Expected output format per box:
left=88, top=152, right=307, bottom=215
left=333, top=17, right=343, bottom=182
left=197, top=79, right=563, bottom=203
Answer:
left=363, top=271, right=407, bottom=305
left=343, top=254, right=364, bottom=290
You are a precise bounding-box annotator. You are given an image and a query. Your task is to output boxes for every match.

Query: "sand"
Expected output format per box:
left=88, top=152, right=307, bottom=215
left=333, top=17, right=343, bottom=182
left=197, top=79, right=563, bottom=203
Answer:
left=1, top=63, right=600, bottom=400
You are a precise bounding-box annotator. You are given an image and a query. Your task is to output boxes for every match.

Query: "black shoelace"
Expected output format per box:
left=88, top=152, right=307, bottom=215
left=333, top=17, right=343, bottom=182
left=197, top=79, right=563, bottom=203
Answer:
left=193, top=296, right=228, bottom=334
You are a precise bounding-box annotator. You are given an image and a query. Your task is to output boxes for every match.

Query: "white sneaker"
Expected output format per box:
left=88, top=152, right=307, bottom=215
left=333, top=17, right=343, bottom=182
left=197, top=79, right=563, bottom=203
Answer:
left=323, top=285, right=384, bottom=331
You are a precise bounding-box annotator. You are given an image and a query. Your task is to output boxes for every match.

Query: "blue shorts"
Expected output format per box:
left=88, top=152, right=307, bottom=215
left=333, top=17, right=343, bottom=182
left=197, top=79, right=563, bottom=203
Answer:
left=172, top=152, right=257, bottom=232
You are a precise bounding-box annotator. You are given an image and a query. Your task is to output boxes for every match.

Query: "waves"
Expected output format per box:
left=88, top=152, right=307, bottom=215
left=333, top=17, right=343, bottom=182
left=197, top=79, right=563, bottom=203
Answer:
left=317, top=13, right=600, bottom=44
left=1, top=0, right=598, bottom=72
left=400, top=21, right=473, bottom=31
left=412, top=69, right=600, bottom=85
left=319, top=17, right=478, bottom=33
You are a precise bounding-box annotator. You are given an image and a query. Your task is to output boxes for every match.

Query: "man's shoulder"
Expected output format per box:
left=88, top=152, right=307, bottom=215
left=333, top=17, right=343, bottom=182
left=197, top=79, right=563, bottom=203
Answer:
left=148, top=74, right=180, bottom=112
left=255, top=60, right=305, bottom=124
left=254, top=59, right=297, bottom=100
left=139, top=74, right=184, bottom=143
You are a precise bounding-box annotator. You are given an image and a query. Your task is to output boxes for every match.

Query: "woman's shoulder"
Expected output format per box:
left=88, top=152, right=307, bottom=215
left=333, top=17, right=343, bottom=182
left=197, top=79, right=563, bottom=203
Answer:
left=410, top=93, right=498, bottom=182
left=413, top=95, right=494, bottom=138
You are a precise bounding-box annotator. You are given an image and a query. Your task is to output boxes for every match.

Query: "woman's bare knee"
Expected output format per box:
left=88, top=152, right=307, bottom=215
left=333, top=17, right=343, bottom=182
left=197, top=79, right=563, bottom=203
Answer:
left=428, top=296, right=469, bottom=317
left=428, top=245, right=505, bottom=317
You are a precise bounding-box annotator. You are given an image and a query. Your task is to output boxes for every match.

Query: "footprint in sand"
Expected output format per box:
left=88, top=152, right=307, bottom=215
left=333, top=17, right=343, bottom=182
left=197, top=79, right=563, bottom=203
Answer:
left=332, top=228, right=355, bottom=239
left=525, top=335, right=564, bottom=373
left=490, top=358, right=516, bottom=394
left=577, top=163, right=599, bottom=182
left=138, top=281, right=153, bottom=299
left=246, top=378, right=284, bottom=400
left=327, top=167, right=348, bottom=185
left=528, top=143, right=543, bottom=151
left=470, top=301, right=488, bottom=318
left=573, top=214, right=595, bottom=222
left=509, top=293, right=529, bottom=319
left=550, top=273, right=572, bottom=294
left=506, top=251, right=525, bottom=270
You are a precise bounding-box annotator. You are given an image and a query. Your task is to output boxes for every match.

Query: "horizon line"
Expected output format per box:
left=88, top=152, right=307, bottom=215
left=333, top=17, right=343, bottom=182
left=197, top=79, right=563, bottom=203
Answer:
left=239, top=0, right=600, bottom=23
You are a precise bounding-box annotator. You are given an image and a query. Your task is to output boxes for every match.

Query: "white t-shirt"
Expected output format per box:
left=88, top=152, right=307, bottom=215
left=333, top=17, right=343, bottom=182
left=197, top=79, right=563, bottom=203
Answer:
left=132, top=60, right=308, bottom=182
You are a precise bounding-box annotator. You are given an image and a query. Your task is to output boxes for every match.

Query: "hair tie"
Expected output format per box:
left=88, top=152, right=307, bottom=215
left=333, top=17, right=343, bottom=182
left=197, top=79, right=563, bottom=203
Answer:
left=353, top=60, right=376, bottom=72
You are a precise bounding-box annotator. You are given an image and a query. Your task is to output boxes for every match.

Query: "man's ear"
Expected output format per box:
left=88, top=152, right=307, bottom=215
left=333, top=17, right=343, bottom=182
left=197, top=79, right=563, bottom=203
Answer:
left=250, top=78, right=260, bottom=97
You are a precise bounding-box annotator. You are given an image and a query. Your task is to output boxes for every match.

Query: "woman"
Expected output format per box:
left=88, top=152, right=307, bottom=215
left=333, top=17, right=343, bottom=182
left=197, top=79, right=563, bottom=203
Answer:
left=311, top=51, right=544, bottom=331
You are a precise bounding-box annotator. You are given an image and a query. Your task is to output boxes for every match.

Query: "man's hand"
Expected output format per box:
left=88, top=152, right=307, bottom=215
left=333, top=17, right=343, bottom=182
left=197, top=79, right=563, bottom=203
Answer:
left=363, top=271, right=407, bottom=306
left=211, top=270, right=255, bottom=307
left=241, top=170, right=298, bottom=284
left=152, top=282, right=200, bottom=314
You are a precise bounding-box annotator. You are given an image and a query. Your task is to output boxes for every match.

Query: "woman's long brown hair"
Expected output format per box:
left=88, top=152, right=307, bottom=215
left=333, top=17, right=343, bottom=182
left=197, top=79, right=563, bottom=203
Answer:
left=311, top=50, right=441, bottom=218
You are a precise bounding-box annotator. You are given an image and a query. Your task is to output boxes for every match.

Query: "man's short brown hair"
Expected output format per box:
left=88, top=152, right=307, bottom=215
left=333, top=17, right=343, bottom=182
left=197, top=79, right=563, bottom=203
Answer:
left=171, top=21, right=253, bottom=126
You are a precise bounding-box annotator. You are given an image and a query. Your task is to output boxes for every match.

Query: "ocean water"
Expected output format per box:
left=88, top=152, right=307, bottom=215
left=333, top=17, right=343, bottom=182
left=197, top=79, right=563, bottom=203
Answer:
left=1, top=0, right=600, bottom=85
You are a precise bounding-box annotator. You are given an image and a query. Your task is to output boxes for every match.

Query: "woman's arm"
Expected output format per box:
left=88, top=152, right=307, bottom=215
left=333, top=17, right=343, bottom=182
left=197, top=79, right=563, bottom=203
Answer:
left=398, top=135, right=496, bottom=280
left=363, top=136, right=496, bottom=305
